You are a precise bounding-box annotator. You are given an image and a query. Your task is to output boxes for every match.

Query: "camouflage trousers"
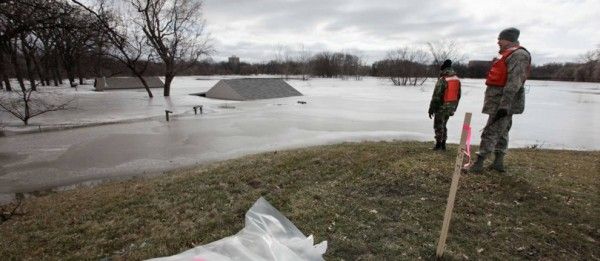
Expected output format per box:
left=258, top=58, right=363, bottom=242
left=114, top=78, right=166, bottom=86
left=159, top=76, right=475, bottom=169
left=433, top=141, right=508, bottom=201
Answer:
left=433, top=113, right=450, bottom=143
left=477, top=114, right=513, bottom=156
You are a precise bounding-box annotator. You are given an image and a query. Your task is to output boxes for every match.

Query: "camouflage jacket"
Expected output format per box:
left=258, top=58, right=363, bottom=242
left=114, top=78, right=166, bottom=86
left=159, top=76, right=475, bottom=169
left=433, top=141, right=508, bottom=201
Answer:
left=428, top=68, right=461, bottom=117
left=482, top=48, right=531, bottom=115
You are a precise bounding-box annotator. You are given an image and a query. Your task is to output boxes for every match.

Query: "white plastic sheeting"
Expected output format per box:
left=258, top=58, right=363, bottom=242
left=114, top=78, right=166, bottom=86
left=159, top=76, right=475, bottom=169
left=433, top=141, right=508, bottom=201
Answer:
left=148, top=197, right=327, bottom=261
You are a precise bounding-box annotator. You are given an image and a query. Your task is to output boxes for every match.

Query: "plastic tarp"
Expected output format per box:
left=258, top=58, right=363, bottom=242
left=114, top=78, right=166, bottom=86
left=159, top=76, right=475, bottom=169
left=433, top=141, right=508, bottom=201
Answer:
left=148, top=197, right=327, bottom=261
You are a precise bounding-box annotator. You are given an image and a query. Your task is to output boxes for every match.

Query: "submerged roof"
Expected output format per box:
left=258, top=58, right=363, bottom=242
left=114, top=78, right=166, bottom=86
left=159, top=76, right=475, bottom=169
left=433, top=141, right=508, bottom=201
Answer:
left=205, top=78, right=302, bottom=101
left=94, top=77, right=163, bottom=91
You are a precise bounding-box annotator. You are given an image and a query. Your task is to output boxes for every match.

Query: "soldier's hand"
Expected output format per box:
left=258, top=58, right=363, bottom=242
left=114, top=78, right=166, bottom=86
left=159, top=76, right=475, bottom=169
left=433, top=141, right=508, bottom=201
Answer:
left=429, top=112, right=433, bottom=119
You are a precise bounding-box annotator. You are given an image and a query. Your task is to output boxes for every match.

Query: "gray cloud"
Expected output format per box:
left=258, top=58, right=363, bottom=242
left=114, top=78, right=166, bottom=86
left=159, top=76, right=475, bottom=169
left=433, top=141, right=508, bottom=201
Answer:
left=204, top=0, right=600, bottom=65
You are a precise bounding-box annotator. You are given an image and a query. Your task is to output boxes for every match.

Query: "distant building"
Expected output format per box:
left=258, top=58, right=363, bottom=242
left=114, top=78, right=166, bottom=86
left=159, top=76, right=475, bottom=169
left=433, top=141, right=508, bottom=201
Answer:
left=93, top=77, right=163, bottom=91
left=205, top=78, right=302, bottom=101
left=229, top=55, right=240, bottom=74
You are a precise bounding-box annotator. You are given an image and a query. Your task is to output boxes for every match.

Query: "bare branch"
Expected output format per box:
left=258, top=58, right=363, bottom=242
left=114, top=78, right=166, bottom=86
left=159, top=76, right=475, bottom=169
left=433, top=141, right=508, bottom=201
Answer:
left=0, top=88, right=73, bottom=125
left=131, top=0, right=213, bottom=96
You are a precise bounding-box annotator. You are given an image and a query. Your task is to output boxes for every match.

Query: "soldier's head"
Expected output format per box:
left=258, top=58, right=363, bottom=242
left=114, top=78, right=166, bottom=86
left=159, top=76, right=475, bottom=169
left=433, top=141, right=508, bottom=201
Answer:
left=440, top=59, right=452, bottom=71
left=497, top=27, right=520, bottom=52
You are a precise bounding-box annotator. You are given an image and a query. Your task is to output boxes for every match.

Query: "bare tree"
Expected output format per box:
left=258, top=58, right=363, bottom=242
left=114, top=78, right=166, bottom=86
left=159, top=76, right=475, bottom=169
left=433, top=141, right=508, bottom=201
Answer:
left=337, top=52, right=350, bottom=80
left=271, top=44, right=303, bottom=79
left=0, top=0, right=73, bottom=91
left=352, top=52, right=367, bottom=80
left=311, top=51, right=336, bottom=78
left=34, top=24, right=61, bottom=86
left=25, top=34, right=48, bottom=87
left=274, top=44, right=293, bottom=80
left=335, top=51, right=363, bottom=80
left=53, top=3, right=103, bottom=87
left=0, top=87, right=73, bottom=125
left=594, top=46, right=600, bottom=82
left=7, top=38, right=27, bottom=91
left=73, top=0, right=156, bottom=97
left=427, top=40, right=466, bottom=68
left=19, top=33, right=40, bottom=90
left=578, top=45, right=600, bottom=82
left=131, top=0, right=212, bottom=96
left=310, top=51, right=363, bottom=79
left=297, top=44, right=312, bottom=81
left=379, top=47, right=430, bottom=86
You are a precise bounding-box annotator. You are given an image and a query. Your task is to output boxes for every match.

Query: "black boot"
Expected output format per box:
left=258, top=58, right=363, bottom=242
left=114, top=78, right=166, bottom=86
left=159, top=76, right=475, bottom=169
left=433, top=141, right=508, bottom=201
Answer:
left=469, top=154, right=486, bottom=173
left=441, top=140, right=446, bottom=151
left=492, top=152, right=506, bottom=172
left=432, top=141, right=442, bottom=150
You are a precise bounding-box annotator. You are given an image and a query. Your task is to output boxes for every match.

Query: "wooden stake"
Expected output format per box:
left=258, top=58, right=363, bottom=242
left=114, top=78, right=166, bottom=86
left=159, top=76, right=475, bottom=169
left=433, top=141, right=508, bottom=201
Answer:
left=436, top=112, right=472, bottom=258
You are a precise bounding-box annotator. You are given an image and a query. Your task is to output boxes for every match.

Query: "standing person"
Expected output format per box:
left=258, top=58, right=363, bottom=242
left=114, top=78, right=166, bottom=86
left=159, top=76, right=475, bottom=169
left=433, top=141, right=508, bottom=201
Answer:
left=470, top=27, right=531, bottom=173
left=428, top=59, right=461, bottom=151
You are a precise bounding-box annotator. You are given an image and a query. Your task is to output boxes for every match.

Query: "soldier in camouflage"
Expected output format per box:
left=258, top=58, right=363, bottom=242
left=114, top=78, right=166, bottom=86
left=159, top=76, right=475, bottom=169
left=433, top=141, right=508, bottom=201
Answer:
left=428, top=59, right=461, bottom=151
left=470, top=27, right=531, bottom=173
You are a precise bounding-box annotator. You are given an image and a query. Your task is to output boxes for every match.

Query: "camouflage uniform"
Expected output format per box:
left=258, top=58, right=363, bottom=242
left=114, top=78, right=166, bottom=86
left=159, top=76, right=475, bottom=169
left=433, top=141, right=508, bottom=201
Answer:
left=428, top=68, right=461, bottom=145
left=478, top=48, right=531, bottom=156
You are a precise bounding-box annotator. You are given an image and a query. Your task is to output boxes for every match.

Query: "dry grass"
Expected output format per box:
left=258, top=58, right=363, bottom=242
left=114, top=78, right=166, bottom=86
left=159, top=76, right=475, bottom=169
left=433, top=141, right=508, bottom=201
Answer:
left=0, top=141, right=598, bottom=260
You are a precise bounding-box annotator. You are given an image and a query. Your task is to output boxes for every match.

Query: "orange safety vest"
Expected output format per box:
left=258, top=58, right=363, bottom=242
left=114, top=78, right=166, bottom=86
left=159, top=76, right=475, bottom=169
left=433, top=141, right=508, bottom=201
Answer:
left=443, top=75, right=460, bottom=102
left=485, top=46, right=528, bottom=87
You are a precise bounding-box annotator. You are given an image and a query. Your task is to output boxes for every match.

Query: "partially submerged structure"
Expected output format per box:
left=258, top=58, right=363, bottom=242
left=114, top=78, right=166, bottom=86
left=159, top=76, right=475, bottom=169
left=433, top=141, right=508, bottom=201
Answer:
left=204, top=78, right=302, bottom=101
left=94, top=77, right=163, bottom=91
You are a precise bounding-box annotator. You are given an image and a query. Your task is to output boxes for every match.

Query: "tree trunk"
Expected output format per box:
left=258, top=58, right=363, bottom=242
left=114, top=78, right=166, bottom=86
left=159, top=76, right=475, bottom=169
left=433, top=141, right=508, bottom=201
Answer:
left=64, top=57, right=77, bottom=87
left=163, top=60, right=175, bottom=96
left=41, top=42, right=52, bottom=86
left=124, top=60, right=154, bottom=98
left=63, top=55, right=76, bottom=87
left=9, top=41, right=26, bottom=91
left=0, top=51, right=11, bottom=91
left=1, top=72, right=10, bottom=91
left=52, top=53, right=60, bottom=86
left=76, top=61, right=84, bottom=85
left=42, top=56, right=52, bottom=86
left=52, top=66, right=60, bottom=86
left=54, top=67, right=62, bottom=85
left=135, top=74, right=153, bottom=98
left=53, top=51, right=62, bottom=85
left=23, top=92, right=30, bottom=126
left=67, top=71, right=76, bottom=87
left=33, top=54, right=46, bottom=86
left=20, top=35, right=36, bottom=91
left=164, top=74, right=174, bottom=96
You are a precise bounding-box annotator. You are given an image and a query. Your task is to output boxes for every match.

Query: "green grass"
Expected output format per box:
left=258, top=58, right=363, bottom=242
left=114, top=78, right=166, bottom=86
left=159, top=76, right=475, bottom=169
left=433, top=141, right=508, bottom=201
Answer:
left=1, top=141, right=598, bottom=260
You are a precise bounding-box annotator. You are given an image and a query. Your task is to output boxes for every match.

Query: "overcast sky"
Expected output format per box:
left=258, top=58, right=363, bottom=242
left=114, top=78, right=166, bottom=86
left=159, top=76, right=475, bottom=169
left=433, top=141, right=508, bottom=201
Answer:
left=202, top=0, right=600, bottom=65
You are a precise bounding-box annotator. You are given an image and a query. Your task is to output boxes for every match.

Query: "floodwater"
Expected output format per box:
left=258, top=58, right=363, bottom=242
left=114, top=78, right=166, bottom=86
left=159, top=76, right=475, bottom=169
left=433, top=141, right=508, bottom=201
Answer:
left=0, top=76, right=598, bottom=197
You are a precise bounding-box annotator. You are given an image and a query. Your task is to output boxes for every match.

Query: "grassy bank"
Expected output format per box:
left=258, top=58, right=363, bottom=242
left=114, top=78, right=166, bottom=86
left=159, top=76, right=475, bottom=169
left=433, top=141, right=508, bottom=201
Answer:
left=1, top=141, right=598, bottom=260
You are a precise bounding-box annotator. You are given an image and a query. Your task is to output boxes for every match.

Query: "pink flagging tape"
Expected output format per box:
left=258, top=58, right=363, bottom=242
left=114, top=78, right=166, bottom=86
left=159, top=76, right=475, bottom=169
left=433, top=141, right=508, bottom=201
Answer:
left=462, top=124, right=472, bottom=168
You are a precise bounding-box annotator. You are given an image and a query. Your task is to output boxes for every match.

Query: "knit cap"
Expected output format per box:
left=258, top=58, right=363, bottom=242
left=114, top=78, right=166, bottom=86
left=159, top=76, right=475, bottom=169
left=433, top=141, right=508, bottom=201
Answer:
left=440, top=59, right=452, bottom=70
left=498, top=27, right=520, bottom=42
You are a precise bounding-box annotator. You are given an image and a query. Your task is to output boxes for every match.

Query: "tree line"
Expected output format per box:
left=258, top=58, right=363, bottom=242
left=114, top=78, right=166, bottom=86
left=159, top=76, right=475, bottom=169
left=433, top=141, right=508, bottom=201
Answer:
left=205, top=44, right=600, bottom=85
left=0, top=0, right=211, bottom=97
